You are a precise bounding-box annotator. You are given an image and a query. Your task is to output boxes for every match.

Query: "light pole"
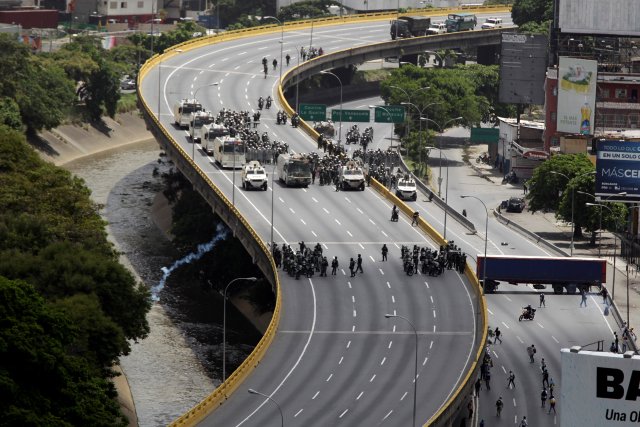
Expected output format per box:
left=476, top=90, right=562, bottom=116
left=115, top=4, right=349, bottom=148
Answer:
left=248, top=389, right=284, bottom=427
left=385, top=313, right=418, bottom=427
left=389, top=85, right=430, bottom=138
left=432, top=148, right=450, bottom=240
left=264, top=16, right=284, bottom=85
left=586, top=202, right=627, bottom=302
left=461, top=195, right=489, bottom=295
left=424, top=117, right=463, bottom=197
left=425, top=49, right=445, bottom=67
left=322, top=71, right=343, bottom=148
left=270, top=157, right=276, bottom=246
left=578, top=191, right=626, bottom=257
left=400, top=100, right=442, bottom=178
left=222, top=277, right=257, bottom=382
left=550, top=170, right=596, bottom=256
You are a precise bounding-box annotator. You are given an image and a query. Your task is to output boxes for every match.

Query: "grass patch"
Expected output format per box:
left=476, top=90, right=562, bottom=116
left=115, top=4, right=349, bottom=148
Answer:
left=117, top=93, right=139, bottom=114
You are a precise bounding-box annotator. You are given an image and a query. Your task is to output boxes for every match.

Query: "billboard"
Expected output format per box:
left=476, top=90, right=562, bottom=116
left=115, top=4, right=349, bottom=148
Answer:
left=559, top=0, right=640, bottom=37
left=595, top=140, right=640, bottom=202
left=556, top=57, right=597, bottom=135
left=561, top=348, right=640, bottom=426
left=498, top=33, right=548, bottom=105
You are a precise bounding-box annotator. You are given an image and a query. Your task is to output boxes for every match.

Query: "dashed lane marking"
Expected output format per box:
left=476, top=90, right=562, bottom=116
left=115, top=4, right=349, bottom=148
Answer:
left=294, top=409, right=303, bottom=417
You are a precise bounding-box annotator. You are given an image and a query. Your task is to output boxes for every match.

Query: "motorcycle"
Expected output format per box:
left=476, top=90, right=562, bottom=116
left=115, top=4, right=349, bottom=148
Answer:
left=391, top=209, right=399, bottom=222
left=502, top=171, right=519, bottom=185
left=258, top=97, right=264, bottom=110
left=519, top=307, right=536, bottom=321
left=266, top=97, right=272, bottom=109
left=291, top=114, right=300, bottom=128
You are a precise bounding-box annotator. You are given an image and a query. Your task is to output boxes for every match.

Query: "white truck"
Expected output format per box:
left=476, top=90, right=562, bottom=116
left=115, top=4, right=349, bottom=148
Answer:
left=189, top=110, right=214, bottom=142
left=241, top=161, right=268, bottom=191
left=395, top=174, right=417, bottom=201
left=481, top=17, right=503, bottom=29
left=173, top=99, right=203, bottom=128
left=202, top=123, right=230, bottom=155
left=339, top=160, right=365, bottom=191
left=212, top=136, right=245, bottom=169
left=427, top=21, right=447, bottom=35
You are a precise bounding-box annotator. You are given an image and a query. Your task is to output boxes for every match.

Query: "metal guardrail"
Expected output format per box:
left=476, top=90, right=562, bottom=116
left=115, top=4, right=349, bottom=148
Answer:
left=138, top=8, right=505, bottom=425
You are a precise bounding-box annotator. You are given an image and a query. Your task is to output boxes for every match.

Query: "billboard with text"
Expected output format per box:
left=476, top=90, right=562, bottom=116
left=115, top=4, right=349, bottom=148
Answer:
left=557, top=57, right=597, bottom=135
left=561, top=349, right=640, bottom=426
left=595, top=140, right=640, bottom=202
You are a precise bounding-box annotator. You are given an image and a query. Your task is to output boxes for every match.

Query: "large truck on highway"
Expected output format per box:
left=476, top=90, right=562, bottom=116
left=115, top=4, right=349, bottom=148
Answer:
left=445, top=13, right=477, bottom=32
left=390, top=16, right=430, bottom=39
left=212, top=136, right=245, bottom=169
left=276, top=153, right=312, bottom=187
left=202, top=123, right=230, bottom=155
left=476, top=255, right=606, bottom=294
left=189, top=110, right=214, bottom=142
left=173, top=98, right=203, bottom=128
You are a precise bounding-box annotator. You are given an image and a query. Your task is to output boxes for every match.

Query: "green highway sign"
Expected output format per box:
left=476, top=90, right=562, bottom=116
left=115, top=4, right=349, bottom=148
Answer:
left=331, top=109, right=371, bottom=123
left=299, top=103, right=327, bottom=121
left=373, top=105, right=405, bottom=123
left=470, top=127, right=499, bottom=143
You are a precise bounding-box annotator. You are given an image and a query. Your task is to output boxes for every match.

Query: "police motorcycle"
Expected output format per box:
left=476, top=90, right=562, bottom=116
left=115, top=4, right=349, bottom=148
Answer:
left=391, top=205, right=399, bottom=222
left=265, top=96, right=272, bottom=109
left=258, top=96, right=264, bottom=110
left=276, top=110, right=288, bottom=125
left=291, top=113, right=300, bottom=128
left=519, top=305, right=536, bottom=321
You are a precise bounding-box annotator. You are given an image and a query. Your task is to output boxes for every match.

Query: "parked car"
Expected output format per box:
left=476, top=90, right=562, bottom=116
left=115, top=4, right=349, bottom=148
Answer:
left=506, top=197, right=525, bottom=213
left=120, top=79, right=136, bottom=90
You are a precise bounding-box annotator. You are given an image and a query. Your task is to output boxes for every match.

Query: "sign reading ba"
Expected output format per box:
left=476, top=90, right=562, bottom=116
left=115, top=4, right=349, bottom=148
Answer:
left=373, top=105, right=405, bottom=123
left=299, top=103, right=327, bottom=121
left=595, top=140, right=640, bottom=202
left=331, top=109, right=370, bottom=123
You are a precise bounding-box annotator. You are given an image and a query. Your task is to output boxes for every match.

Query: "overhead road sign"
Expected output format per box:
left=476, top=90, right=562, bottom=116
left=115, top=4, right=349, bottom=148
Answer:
left=299, top=103, right=327, bottom=121
left=373, top=105, right=405, bottom=123
left=331, top=109, right=370, bottom=123
left=470, top=128, right=499, bottom=143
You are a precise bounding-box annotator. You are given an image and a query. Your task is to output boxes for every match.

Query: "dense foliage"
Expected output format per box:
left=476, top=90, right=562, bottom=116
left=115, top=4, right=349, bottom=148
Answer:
left=526, top=154, right=627, bottom=238
left=511, top=0, right=552, bottom=34
left=0, top=125, right=151, bottom=425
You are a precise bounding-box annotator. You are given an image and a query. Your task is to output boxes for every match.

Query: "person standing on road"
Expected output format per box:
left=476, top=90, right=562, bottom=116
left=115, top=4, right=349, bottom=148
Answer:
left=285, top=53, right=291, bottom=66
left=580, top=288, right=588, bottom=307
left=475, top=377, right=482, bottom=396
left=541, top=358, right=547, bottom=373
left=484, top=369, right=491, bottom=390
left=496, top=397, right=503, bottom=416
left=507, top=370, right=516, bottom=389
left=548, top=395, right=557, bottom=414
left=356, top=254, right=363, bottom=273
left=527, top=344, right=536, bottom=363
left=331, top=256, right=339, bottom=275
left=601, top=286, right=609, bottom=304
left=494, top=327, right=502, bottom=344
left=542, top=368, right=549, bottom=388
left=539, top=293, right=546, bottom=307
left=411, top=211, right=420, bottom=226
left=541, top=387, right=548, bottom=407
left=381, top=244, right=388, bottom=261
left=520, top=416, right=528, bottom=426
left=349, top=258, right=356, bottom=277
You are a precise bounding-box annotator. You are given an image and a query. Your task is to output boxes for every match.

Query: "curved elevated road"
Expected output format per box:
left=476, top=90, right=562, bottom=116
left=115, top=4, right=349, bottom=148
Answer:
left=139, top=11, right=611, bottom=426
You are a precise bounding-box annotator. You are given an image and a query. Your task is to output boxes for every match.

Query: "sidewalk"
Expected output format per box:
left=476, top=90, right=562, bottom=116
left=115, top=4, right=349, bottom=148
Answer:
left=467, top=150, right=639, bottom=346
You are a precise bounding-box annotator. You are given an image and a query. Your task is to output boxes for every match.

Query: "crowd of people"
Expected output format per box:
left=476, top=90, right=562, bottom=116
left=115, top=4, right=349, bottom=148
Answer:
left=400, top=242, right=467, bottom=277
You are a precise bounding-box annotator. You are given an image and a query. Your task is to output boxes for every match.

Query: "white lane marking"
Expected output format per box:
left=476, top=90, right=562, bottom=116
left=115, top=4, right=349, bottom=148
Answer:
left=503, top=295, right=512, bottom=302
left=339, top=356, right=344, bottom=365
left=433, top=310, right=436, bottom=318
left=516, top=335, right=524, bottom=343
left=501, top=321, right=510, bottom=329
left=430, top=341, right=434, bottom=349
left=388, top=341, right=393, bottom=349
left=487, top=308, right=494, bottom=315
left=386, top=281, right=391, bottom=289
left=381, top=230, right=388, bottom=237
left=423, top=356, right=428, bottom=366
left=353, top=309, right=357, bottom=317
left=311, top=231, right=317, bottom=237
left=552, top=335, right=560, bottom=343
left=379, top=268, right=384, bottom=275
left=425, top=281, right=429, bottom=289
left=400, top=391, right=408, bottom=401
left=312, top=197, right=319, bottom=203
left=537, top=322, right=544, bottom=329
left=351, top=295, right=355, bottom=303
left=347, top=340, right=351, bottom=349
left=391, top=295, right=395, bottom=303
left=345, top=197, right=352, bottom=203
left=359, top=243, right=365, bottom=249
left=221, top=57, right=229, bottom=62
left=347, top=230, right=353, bottom=237
left=294, top=409, right=303, bottom=417
left=335, top=219, right=341, bottom=225
left=238, top=51, right=247, bottom=55
left=381, top=357, right=386, bottom=365
left=369, top=255, right=375, bottom=262
left=278, top=197, right=284, bottom=203
left=339, top=409, right=349, bottom=418
left=234, top=65, right=240, bottom=70
left=235, top=277, right=318, bottom=426
left=383, top=410, right=393, bottom=420
left=289, top=207, right=295, bottom=214
left=323, top=208, right=330, bottom=214
left=513, top=398, right=517, bottom=407
left=356, top=391, right=364, bottom=400
left=323, top=243, right=328, bottom=250
left=369, top=218, right=375, bottom=225
left=326, top=373, right=334, bottom=382
left=357, top=208, right=364, bottom=214
left=370, top=374, right=376, bottom=382
left=312, top=391, right=319, bottom=400
left=430, top=296, right=434, bottom=304
left=300, top=219, right=306, bottom=225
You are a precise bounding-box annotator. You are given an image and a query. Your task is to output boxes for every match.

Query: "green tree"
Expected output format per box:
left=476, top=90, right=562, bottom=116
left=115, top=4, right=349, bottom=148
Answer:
left=511, top=0, right=553, bottom=27
left=0, top=97, right=22, bottom=130
left=277, top=0, right=338, bottom=21
left=0, top=277, right=128, bottom=426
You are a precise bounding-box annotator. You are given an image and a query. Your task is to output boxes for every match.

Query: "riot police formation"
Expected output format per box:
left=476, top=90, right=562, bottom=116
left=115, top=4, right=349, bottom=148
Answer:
left=273, top=242, right=327, bottom=280
left=400, top=241, right=466, bottom=277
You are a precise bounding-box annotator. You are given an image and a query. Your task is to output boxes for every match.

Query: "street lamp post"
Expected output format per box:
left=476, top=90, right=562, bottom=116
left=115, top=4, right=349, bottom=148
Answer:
left=385, top=313, right=418, bottom=427
left=248, top=389, right=284, bottom=427
left=550, top=170, right=596, bottom=256
left=433, top=149, right=450, bottom=241
left=461, top=195, right=489, bottom=294
left=577, top=191, right=626, bottom=257
left=400, top=100, right=442, bottom=178
left=424, top=117, right=463, bottom=197
left=322, top=71, right=343, bottom=148
left=390, top=85, right=430, bottom=139
left=586, top=202, right=623, bottom=302
left=223, top=277, right=257, bottom=382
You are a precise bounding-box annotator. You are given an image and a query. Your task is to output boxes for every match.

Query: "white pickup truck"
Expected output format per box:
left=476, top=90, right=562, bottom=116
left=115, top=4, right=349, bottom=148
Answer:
left=427, top=22, right=447, bottom=35
left=241, top=161, right=268, bottom=191
left=481, top=17, right=503, bottom=29
left=395, top=175, right=417, bottom=201
left=339, top=160, right=365, bottom=191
